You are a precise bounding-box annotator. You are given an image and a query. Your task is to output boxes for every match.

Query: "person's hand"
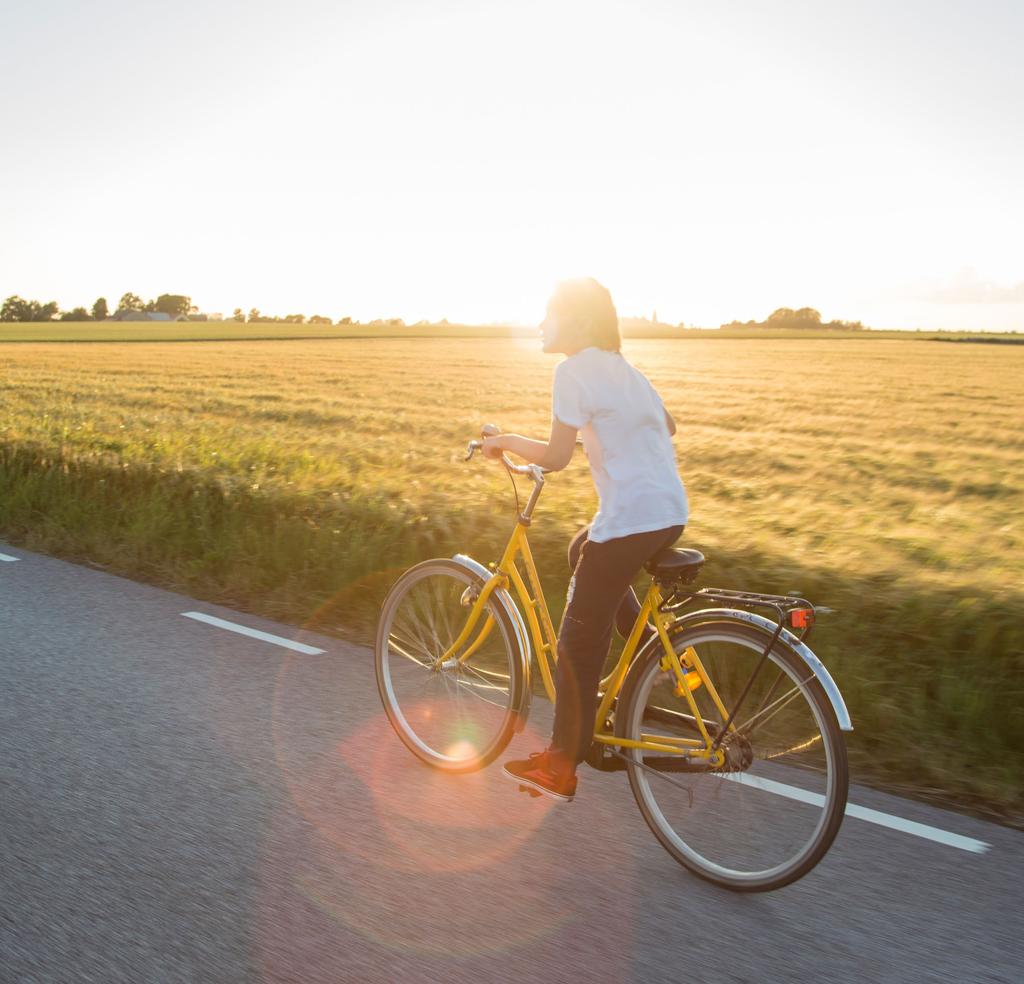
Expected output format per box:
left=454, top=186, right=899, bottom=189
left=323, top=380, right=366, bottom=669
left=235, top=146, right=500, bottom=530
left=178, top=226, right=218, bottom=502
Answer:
left=482, top=435, right=505, bottom=460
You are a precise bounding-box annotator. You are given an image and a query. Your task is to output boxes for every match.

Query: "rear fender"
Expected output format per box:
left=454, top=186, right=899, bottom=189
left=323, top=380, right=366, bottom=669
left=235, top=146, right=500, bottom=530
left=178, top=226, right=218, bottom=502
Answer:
left=633, top=607, right=852, bottom=731
left=451, top=554, right=532, bottom=732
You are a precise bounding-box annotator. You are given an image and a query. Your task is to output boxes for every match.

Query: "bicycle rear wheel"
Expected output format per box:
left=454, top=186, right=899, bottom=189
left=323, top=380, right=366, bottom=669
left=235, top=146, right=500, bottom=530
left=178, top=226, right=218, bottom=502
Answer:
left=618, top=621, right=848, bottom=891
left=375, top=559, right=524, bottom=772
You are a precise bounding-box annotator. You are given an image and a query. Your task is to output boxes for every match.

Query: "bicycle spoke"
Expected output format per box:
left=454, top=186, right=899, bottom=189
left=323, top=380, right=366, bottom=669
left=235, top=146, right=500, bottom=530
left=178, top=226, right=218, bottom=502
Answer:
left=614, top=749, right=693, bottom=807
left=458, top=660, right=512, bottom=694
left=395, top=601, right=437, bottom=662
left=389, top=633, right=434, bottom=668
left=746, top=667, right=786, bottom=725
left=760, top=734, right=824, bottom=762
left=735, top=676, right=815, bottom=736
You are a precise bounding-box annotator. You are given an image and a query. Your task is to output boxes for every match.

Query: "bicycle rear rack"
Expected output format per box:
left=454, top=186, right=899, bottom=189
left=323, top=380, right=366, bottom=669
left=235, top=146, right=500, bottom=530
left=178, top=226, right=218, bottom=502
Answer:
left=660, top=586, right=823, bottom=643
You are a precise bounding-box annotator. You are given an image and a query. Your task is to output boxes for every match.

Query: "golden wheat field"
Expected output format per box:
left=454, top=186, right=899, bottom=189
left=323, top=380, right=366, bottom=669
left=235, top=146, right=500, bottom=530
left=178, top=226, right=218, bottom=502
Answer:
left=2, top=335, right=1022, bottom=817
left=3, top=336, right=1021, bottom=591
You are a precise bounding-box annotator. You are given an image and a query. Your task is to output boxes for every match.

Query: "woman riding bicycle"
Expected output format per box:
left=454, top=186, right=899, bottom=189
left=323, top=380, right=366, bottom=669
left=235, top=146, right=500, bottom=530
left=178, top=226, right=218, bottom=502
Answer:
left=482, top=277, right=689, bottom=801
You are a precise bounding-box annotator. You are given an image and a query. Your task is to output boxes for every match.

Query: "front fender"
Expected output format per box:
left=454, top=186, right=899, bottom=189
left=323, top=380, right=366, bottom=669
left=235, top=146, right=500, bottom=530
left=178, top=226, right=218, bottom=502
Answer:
left=451, top=554, right=533, bottom=733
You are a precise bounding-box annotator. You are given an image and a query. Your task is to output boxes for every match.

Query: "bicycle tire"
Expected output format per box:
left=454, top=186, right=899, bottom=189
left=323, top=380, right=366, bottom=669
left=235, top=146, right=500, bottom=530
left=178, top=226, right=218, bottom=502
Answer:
left=618, top=620, right=848, bottom=892
left=375, top=558, right=524, bottom=773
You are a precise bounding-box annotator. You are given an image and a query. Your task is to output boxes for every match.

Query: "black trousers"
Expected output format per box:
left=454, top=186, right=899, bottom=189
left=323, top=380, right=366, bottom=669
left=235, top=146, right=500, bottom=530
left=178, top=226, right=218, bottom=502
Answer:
left=550, top=523, right=685, bottom=765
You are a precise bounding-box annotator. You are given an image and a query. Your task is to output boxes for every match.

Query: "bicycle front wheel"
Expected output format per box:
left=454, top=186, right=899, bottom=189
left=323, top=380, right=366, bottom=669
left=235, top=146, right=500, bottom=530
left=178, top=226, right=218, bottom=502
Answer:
left=619, top=621, right=848, bottom=891
left=375, top=559, right=524, bottom=773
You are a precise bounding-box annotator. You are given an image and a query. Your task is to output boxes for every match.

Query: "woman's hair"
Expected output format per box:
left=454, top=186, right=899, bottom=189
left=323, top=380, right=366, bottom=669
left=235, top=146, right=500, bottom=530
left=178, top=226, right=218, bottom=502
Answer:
left=549, top=277, right=621, bottom=352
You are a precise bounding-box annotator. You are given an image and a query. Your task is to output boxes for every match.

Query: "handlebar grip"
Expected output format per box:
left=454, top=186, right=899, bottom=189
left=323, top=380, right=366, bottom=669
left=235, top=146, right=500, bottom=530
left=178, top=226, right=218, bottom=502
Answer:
left=465, top=431, right=543, bottom=484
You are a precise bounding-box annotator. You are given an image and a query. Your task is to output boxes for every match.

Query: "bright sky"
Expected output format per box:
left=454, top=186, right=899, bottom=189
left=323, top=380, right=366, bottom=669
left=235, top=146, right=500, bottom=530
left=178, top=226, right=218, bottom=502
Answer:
left=1, top=0, right=1022, bottom=329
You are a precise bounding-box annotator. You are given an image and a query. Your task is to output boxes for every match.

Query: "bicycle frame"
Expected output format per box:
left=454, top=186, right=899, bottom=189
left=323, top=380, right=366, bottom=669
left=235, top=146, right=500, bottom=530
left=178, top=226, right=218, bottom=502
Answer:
left=438, top=456, right=733, bottom=763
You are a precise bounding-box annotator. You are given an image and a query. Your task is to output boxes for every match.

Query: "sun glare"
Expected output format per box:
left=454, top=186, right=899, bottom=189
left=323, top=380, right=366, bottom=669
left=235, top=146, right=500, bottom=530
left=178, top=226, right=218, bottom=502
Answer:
left=446, top=740, right=478, bottom=761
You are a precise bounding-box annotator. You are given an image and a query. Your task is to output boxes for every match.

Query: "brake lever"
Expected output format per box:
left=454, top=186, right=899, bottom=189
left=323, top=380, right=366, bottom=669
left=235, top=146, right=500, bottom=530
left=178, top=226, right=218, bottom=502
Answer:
left=467, top=422, right=503, bottom=462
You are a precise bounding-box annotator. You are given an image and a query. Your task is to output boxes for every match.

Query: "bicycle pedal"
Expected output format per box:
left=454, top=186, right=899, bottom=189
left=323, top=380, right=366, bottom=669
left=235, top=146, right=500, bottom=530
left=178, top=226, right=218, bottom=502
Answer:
left=518, top=784, right=542, bottom=798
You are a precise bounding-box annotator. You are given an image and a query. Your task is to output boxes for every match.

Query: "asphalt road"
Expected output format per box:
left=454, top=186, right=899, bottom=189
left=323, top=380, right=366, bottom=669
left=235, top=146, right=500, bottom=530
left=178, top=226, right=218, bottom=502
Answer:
left=1, top=542, right=1021, bottom=983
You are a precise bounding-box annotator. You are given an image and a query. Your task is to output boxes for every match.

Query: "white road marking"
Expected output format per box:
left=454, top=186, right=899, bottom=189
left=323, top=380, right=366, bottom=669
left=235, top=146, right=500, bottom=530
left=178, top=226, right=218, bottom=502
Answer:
left=0, top=552, right=21, bottom=562
left=716, top=772, right=990, bottom=854
left=181, top=611, right=325, bottom=655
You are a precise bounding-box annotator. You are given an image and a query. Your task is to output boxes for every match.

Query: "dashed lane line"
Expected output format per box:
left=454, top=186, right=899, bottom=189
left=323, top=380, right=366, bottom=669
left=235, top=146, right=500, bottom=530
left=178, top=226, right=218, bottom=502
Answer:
left=716, top=772, right=990, bottom=853
left=0, top=552, right=21, bottom=562
left=181, top=611, right=326, bottom=655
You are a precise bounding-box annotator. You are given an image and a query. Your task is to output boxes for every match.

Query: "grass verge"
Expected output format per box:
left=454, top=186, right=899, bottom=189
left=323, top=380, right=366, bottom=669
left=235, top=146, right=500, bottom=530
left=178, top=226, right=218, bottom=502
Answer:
left=2, top=442, right=1021, bottom=825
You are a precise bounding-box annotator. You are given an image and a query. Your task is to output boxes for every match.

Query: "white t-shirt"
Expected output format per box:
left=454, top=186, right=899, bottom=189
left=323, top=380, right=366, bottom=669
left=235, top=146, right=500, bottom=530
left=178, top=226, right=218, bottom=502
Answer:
left=552, top=347, right=689, bottom=543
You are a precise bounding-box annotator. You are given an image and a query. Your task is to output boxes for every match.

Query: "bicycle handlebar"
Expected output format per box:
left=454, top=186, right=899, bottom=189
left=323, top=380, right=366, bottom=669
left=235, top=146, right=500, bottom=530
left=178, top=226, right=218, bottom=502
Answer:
left=464, top=437, right=545, bottom=485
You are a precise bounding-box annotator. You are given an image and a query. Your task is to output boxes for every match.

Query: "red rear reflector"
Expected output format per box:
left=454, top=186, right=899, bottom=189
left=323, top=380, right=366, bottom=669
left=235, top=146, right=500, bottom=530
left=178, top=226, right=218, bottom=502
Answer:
left=790, top=609, right=813, bottom=629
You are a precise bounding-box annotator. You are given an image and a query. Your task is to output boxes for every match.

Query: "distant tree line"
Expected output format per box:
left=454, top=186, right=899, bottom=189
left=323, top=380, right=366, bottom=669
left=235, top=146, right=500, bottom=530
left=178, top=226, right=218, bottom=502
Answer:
left=721, top=307, right=865, bottom=331
left=0, top=297, right=62, bottom=322
left=239, top=309, right=406, bottom=327
left=1, top=292, right=193, bottom=322
left=115, top=292, right=193, bottom=317
left=1, top=293, right=866, bottom=332
left=240, top=309, right=341, bottom=325
left=0, top=292, right=389, bottom=326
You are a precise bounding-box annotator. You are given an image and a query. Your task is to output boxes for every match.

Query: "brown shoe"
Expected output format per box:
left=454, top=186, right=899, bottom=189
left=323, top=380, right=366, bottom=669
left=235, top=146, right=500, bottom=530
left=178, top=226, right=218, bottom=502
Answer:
left=502, top=749, right=578, bottom=802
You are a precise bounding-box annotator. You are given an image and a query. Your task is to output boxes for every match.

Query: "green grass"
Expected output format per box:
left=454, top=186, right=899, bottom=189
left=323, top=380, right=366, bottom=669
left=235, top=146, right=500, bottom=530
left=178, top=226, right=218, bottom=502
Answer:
left=1, top=335, right=1022, bottom=822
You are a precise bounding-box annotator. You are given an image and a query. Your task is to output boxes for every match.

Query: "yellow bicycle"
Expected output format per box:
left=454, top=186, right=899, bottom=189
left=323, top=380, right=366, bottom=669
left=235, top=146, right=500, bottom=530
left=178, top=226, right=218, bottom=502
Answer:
left=375, top=435, right=852, bottom=891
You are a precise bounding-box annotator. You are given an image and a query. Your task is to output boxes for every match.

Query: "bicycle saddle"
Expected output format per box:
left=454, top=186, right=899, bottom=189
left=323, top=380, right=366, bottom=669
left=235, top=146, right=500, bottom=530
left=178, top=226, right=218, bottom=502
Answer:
left=644, top=547, right=705, bottom=583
